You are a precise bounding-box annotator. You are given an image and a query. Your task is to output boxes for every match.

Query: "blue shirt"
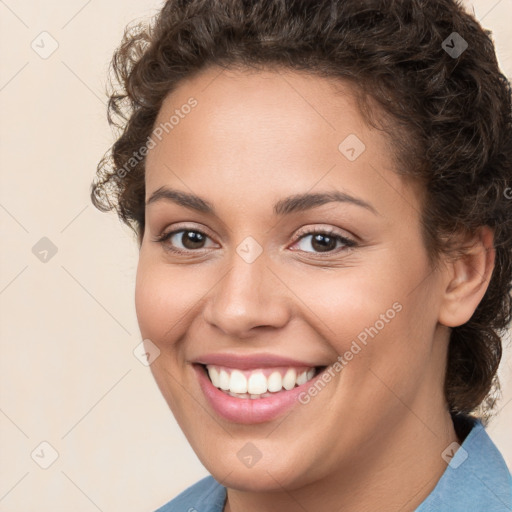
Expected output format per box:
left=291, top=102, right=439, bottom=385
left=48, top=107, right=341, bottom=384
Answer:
left=155, top=417, right=512, bottom=512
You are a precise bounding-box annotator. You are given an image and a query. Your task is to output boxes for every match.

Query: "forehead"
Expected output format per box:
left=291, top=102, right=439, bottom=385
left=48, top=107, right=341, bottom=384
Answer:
left=144, top=66, right=417, bottom=219
left=148, top=66, right=370, bottom=158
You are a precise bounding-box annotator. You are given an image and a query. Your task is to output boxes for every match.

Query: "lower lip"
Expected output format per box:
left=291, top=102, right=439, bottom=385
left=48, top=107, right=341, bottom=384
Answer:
left=194, top=364, right=323, bottom=424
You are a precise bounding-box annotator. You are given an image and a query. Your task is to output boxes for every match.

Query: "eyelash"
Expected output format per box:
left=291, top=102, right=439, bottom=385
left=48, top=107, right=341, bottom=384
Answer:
left=153, top=226, right=357, bottom=256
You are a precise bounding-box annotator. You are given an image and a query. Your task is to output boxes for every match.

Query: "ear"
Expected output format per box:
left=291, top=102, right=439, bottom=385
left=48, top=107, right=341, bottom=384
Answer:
left=438, top=226, right=495, bottom=328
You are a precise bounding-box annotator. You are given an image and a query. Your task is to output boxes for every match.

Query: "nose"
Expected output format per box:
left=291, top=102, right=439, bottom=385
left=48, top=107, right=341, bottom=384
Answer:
left=202, top=250, right=291, bottom=338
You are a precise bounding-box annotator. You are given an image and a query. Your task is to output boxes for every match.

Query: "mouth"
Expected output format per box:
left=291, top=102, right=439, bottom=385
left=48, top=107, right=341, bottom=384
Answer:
left=199, top=363, right=327, bottom=399
left=193, top=362, right=329, bottom=423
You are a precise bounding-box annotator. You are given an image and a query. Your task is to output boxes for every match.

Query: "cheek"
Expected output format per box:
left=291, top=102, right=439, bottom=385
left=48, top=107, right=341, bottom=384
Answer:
left=287, top=266, right=401, bottom=344
left=134, top=256, right=199, bottom=417
left=134, top=256, right=194, bottom=345
left=288, top=258, right=434, bottom=377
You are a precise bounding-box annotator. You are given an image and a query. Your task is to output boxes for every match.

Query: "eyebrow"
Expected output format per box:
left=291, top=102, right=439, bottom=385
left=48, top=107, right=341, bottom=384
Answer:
left=146, top=186, right=379, bottom=216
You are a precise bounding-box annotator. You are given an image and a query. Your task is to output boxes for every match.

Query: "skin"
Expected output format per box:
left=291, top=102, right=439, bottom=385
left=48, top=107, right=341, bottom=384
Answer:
left=135, top=66, right=495, bottom=512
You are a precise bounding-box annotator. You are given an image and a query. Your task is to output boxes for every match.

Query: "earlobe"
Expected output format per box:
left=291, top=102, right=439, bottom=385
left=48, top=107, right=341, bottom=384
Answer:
left=438, top=226, right=495, bottom=328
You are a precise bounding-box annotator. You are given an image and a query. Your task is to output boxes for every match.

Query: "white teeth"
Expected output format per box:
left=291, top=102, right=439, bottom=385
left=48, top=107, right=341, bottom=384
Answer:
left=205, top=364, right=319, bottom=397
left=282, top=368, right=297, bottom=390
left=229, top=370, right=247, bottom=393
left=296, top=370, right=308, bottom=386
left=267, top=371, right=282, bottom=392
left=247, top=372, right=267, bottom=394
left=219, top=369, right=230, bottom=390
left=208, top=366, right=220, bottom=387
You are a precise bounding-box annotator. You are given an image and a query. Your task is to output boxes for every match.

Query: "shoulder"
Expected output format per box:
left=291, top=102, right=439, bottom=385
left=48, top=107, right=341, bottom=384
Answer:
left=154, top=475, right=226, bottom=512
left=416, top=416, right=512, bottom=512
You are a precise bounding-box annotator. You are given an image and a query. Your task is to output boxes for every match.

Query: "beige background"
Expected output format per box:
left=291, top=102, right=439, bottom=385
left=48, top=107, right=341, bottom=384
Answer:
left=0, top=1, right=510, bottom=510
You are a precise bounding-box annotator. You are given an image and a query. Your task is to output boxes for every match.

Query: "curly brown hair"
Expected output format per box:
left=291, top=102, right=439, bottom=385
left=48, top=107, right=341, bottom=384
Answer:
left=91, top=0, right=512, bottom=421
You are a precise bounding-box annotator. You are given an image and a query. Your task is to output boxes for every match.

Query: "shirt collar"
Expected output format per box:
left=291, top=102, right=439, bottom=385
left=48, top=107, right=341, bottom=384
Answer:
left=416, top=415, right=512, bottom=511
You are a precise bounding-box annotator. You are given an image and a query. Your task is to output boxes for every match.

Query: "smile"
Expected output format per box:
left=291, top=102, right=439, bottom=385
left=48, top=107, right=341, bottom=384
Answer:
left=193, top=360, right=328, bottom=424
left=205, top=364, right=320, bottom=398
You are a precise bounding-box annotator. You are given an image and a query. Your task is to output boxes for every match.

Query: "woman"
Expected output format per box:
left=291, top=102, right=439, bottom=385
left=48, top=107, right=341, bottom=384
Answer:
left=91, top=0, right=512, bottom=510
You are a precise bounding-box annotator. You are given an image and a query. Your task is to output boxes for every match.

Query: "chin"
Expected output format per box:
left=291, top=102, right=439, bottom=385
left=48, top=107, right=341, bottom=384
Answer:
left=210, top=466, right=297, bottom=492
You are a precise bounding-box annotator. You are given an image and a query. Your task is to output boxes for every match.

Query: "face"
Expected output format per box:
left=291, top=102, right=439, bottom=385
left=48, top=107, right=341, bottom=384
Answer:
left=135, top=66, right=450, bottom=491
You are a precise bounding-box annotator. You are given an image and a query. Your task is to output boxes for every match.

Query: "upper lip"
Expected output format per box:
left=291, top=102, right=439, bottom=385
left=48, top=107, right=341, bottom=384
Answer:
left=192, top=353, right=323, bottom=370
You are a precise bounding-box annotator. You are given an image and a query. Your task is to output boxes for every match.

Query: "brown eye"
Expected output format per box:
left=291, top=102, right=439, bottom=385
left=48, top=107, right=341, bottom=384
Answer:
left=292, top=230, right=356, bottom=254
left=155, top=228, right=217, bottom=254
left=310, top=233, right=338, bottom=252
left=179, top=231, right=206, bottom=249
